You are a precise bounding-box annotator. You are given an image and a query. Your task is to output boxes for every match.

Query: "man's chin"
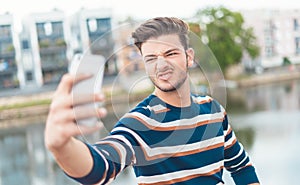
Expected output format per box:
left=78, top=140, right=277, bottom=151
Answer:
left=156, top=84, right=177, bottom=92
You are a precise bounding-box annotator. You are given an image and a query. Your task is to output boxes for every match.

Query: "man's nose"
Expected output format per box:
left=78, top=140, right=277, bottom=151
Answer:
left=156, top=56, right=169, bottom=70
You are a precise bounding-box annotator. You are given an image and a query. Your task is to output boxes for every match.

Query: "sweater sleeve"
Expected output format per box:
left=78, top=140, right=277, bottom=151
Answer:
left=68, top=132, right=136, bottom=185
left=223, top=114, right=260, bottom=185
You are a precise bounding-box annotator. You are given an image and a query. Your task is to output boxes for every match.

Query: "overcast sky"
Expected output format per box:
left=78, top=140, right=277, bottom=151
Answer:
left=1, top=0, right=300, bottom=32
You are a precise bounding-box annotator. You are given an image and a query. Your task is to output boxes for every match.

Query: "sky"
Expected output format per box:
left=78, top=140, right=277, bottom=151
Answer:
left=1, top=0, right=300, bottom=32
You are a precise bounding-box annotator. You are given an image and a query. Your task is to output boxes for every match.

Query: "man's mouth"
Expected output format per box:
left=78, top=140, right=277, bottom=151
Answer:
left=157, top=70, right=173, bottom=81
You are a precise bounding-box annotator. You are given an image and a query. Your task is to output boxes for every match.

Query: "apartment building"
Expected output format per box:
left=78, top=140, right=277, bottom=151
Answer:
left=242, top=9, right=300, bottom=69
left=22, top=9, right=72, bottom=86
left=0, top=13, right=22, bottom=89
left=70, top=8, right=117, bottom=75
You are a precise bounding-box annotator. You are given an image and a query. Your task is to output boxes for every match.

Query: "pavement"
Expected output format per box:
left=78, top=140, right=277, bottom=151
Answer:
left=0, top=72, right=153, bottom=106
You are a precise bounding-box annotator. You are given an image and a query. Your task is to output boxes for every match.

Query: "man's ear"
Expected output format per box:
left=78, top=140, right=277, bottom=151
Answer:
left=186, top=48, right=195, bottom=67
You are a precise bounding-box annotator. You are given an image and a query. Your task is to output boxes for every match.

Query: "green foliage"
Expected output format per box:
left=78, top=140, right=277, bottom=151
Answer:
left=39, top=39, right=50, bottom=48
left=6, top=44, right=15, bottom=52
left=190, top=6, right=260, bottom=72
left=55, top=38, right=66, bottom=47
left=283, top=56, right=291, bottom=66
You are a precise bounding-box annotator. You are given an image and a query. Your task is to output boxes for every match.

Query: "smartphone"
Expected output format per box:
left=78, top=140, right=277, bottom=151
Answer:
left=70, top=53, right=106, bottom=126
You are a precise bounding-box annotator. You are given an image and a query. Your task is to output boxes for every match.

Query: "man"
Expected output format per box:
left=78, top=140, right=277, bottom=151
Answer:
left=45, top=17, right=260, bottom=185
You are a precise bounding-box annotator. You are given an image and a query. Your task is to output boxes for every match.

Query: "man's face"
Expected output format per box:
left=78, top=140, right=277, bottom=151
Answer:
left=141, top=34, right=193, bottom=92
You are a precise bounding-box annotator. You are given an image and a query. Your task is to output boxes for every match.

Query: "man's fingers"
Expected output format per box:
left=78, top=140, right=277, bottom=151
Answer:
left=72, top=123, right=103, bottom=136
left=56, top=73, right=92, bottom=95
left=72, top=93, right=105, bottom=106
left=73, top=105, right=107, bottom=120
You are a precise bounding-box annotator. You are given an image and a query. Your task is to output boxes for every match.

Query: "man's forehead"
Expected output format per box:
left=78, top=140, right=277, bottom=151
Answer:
left=141, top=35, right=183, bottom=54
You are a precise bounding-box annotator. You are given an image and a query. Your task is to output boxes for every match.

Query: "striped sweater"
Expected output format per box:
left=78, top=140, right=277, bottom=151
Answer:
left=71, top=94, right=259, bottom=185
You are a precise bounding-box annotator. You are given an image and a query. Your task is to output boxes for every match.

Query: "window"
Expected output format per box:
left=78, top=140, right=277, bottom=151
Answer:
left=22, top=40, right=29, bottom=49
left=44, top=22, right=53, bottom=36
left=295, top=37, right=300, bottom=54
left=0, top=25, right=11, bottom=38
left=265, top=46, right=273, bottom=57
left=293, top=19, right=299, bottom=31
left=87, top=19, right=97, bottom=32
left=26, top=71, right=33, bottom=81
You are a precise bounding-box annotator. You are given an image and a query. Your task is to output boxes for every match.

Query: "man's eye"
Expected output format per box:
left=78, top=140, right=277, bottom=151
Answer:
left=145, top=58, right=156, bottom=62
left=166, top=52, right=178, bottom=57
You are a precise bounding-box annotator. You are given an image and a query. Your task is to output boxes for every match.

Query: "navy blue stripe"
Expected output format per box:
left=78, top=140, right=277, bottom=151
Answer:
left=232, top=166, right=260, bottom=184
left=225, top=129, right=233, bottom=141
left=133, top=147, right=224, bottom=176
left=174, top=174, right=223, bottom=185
left=68, top=143, right=106, bottom=184
left=116, top=117, right=224, bottom=147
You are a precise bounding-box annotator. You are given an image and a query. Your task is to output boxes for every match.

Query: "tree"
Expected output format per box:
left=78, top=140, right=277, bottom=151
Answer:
left=190, top=6, right=260, bottom=72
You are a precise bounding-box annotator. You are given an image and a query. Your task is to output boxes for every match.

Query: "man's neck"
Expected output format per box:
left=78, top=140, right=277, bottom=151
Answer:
left=154, top=83, right=191, bottom=108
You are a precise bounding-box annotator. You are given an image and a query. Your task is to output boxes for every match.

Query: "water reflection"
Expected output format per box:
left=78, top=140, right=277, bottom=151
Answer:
left=223, top=79, right=300, bottom=185
left=227, top=80, right=300, bottom=112
left=0, top=124, right=77, bottom=185
left=1, top=79, right=300, bottom=185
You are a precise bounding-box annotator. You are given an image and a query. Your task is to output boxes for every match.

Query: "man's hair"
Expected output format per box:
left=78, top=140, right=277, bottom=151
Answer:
left=131, top=17, right=189, bottom=52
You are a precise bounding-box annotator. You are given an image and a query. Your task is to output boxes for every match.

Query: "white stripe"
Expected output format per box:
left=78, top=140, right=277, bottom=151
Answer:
left=97, top=140, right=127, bottom=171
left=223, top=123, right=232, bottom=136
left=235, top=161, right=252, bottom=172
left=105, top=135, right=136, bottom=164
left=192, top=95, right=213, bottom=104
left=106, top=177, right=115, bottom=185
left=126, top=109, right=225, bottom=129
left=111, top=127, right=224, bottom=158
left=228, top=151, right=249, bottom=169
left=224, top=131, right=236, bottom=148
left=92, top=146, right=109, bottom=185
left=147, top=104, right=168, bottom=112
left=224, top=143, right=244, bottom=162
left=137, top=160, right=223, bottom=184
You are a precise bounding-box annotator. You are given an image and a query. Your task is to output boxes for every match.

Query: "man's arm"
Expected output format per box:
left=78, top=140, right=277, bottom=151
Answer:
left=222, top=113, right=260, bottom=185
left=44, top=74, right=107, bottom=178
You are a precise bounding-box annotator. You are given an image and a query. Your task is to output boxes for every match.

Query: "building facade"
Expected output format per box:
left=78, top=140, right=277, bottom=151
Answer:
left=70, top=8, right=117, bottom=75
left=242, top=9, right=300, bottom=69
left=22, top=10, right=72, bottom=86
left=0, top=13, right=22, bottom=89
left=0, top=8, right=158, bottom=91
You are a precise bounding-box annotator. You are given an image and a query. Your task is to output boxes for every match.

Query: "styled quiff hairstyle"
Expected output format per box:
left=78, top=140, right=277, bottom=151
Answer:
left=131, top=17, right=189, bottom=53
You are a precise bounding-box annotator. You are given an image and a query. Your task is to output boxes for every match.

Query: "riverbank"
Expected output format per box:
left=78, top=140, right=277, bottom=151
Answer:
left=1, top=67, right=300, bottom=129
left=236, top=68, right=300, bottom=87
left=0, top=83, right=150, bottom=129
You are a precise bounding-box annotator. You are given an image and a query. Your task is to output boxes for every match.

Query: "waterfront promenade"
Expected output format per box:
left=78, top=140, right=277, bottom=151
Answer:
left=1, top=65, right=300, bottom=129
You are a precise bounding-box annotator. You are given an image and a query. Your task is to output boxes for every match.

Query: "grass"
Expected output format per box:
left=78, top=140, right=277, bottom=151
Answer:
left=0, top=99, right=51, bottom=111
left=0, top=87, right=153, bottom=111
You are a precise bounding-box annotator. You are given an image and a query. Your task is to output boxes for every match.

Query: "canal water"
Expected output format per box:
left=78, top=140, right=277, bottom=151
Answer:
left=1, top=79, right=299, bottom=185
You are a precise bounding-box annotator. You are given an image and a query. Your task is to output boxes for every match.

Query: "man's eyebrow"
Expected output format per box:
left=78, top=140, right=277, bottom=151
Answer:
left=144, top=48, right=181, bottom=58
left=144, top=54, right=157, bottom=58
left=164, top=48, right=181, bottom=55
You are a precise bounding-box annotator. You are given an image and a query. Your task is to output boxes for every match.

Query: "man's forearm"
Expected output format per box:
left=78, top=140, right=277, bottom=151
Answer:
left=51, top=137, right=93, bottom=178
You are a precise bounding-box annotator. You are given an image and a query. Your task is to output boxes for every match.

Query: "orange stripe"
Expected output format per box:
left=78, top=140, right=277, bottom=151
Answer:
left=108, top=166, right=116, bottom=182
left=153, top=108, right=170, bottom=114
left=140, top=141, right=224, bottom=161
left=225, top=138, right=237, bottom=150
left=193, top=98, right=213, bottom=104
left=226, top=163, right=253, bottom=170
left=97, top=141, right=123, bottom=174
left=125, top=114, right=224, bottom=131
left=225, top=127, right=232, bottom=136
left=138, top=165, right=224, bottom=185
left=93, top=152, right=108, bottom=184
